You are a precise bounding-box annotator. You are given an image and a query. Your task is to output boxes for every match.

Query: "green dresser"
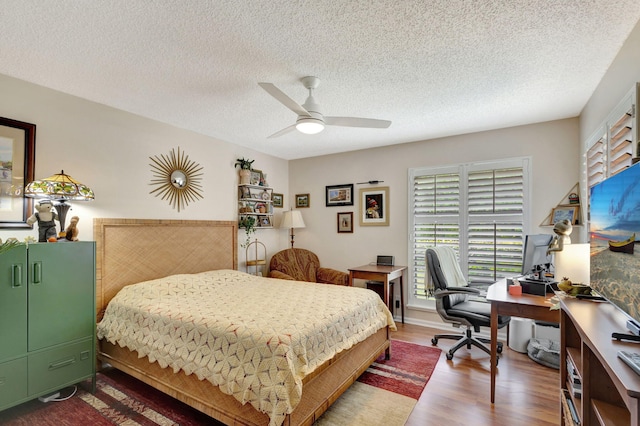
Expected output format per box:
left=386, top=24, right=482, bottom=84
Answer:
left=0, top=242, right=95, bottom=411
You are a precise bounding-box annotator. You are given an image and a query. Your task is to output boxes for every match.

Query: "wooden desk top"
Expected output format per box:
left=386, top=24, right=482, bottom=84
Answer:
left=486, top=279, right=556, bottom=309
left=561, top=295, right=640, bottom=399
left=348, top=264, right=407, bottom=274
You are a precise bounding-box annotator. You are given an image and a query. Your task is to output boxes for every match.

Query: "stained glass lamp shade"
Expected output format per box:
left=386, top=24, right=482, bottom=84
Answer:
left=25, top=170, right=94, bottom=234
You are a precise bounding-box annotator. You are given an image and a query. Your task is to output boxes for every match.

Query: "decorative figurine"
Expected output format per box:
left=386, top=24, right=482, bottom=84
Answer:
left=26, top=200, right=59, bottom=242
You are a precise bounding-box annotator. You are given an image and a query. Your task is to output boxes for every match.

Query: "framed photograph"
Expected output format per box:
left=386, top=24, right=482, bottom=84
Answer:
left=359, top=186, right=389, bottom=226
left=337, top=212, right=353, bottom=233
left=272, top=193, right=283, bottom=208
left=259, top=216, right=272, bottom=227
left=325, top=183, right=354, bottom=207
left=0, top=117, right=35, bottom=228
left=250, top=169, right=263, bottom=186
left=295, top=193, right=310, bottom=208
left=550, top=205, right=579, bottom=225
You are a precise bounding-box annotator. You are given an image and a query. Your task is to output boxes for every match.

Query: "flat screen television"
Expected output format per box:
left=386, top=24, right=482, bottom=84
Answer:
left=521, top=234, right=553, bottom=280
left=589, top=161, right=640, bottom=335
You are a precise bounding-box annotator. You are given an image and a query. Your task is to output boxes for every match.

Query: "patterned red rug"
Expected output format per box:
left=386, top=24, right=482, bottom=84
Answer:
left=0, top=340, right=441, bottom=425
left=359, top=339, right=442, bottom=400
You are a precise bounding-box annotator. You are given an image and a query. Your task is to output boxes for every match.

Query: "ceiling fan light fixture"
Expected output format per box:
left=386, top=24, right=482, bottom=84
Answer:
left=296, top=118, right=325, bottom=134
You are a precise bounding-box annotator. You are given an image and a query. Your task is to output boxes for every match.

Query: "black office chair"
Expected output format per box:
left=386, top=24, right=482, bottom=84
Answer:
left=426, top=248, right=511, bottom=361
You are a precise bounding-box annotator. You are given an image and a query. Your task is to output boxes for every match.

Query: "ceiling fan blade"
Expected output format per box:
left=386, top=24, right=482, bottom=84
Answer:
left=267, top=124, right=297, bottom=138
left=258, top=83, right=310, bottom=117
left=325, top=116, right=391, bottom=129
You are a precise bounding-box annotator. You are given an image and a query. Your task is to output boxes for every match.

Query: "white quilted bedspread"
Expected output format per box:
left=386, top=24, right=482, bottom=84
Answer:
left=97, top=269, right=396, bottom=426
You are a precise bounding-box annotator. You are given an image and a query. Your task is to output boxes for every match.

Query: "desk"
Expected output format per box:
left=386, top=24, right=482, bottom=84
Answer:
left=486, top=279, right=559, bottom=403
left=348, top=264, right=406, bottom=323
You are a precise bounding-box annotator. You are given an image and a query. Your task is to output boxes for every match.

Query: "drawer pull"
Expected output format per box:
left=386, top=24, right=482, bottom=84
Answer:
left=12, top=264, right=22, bottom=287
left=48, top=356, right=76, bottom=370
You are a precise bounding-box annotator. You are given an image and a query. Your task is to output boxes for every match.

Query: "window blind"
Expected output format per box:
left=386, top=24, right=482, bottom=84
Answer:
left=586, top=84, right=638, bottom=192
left=411, top=172, right=460, bottom=298
left=467, top=168, right=524, bottom=284
left=408, top=160, right=528, bottom=306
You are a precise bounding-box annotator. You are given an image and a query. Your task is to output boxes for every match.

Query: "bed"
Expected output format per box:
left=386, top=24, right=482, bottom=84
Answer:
left=94, top=218, right=394, bottom=426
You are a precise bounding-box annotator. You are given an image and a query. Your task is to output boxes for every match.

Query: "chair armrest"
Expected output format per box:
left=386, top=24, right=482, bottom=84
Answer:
left=268, top=270, right=296, bottom=280
left=317, top=267, right=349, bottom=286
left=433, top=286, right=480, bottom=299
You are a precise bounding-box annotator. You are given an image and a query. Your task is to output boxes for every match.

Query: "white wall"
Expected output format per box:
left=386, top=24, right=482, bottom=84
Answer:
left=290, top=118, right=580, bottom=323
left=0, top=74, right=291, bottom=267
left=580, top=19, right=640, bottom=144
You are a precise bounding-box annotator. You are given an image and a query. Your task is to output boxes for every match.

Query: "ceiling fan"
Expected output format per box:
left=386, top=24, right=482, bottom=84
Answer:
left=258, top=76, right=391, bottom=138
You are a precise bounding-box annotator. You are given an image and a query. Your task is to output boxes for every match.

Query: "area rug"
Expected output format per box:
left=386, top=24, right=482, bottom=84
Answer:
left=0, top=340, right=441, bottom=426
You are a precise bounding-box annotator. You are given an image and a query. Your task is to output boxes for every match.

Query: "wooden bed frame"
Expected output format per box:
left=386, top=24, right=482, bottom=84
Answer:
left=94, top=218, right=391, bottom=426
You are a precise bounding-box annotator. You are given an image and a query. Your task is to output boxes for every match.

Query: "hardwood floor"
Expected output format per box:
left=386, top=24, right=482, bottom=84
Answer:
left=394, top=323, right=560, bottom=426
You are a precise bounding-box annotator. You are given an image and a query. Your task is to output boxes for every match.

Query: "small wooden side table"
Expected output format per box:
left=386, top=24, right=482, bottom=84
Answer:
left=348, top=264, right=407, bottom=323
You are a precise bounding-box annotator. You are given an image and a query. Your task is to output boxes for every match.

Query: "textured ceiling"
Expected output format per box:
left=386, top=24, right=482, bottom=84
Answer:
left=1, top=1, right=640, bottom=160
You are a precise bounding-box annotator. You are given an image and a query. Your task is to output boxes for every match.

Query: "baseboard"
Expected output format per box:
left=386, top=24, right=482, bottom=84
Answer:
left=394, top=316, right=508, bottom=341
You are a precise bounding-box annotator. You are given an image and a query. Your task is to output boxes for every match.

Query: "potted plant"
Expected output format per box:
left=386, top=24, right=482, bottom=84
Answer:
left=235, top=158, right=255, bottom=185
left=0, top=238, right=21, bottom=254
left=239, top=216, right=257, bottom=247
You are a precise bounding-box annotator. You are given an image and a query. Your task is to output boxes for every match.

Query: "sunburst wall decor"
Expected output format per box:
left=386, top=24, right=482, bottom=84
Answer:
left=149, top=147, right=203, bottom=212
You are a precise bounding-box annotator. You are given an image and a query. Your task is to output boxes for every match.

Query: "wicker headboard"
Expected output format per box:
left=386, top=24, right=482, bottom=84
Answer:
left=94, top=218, right=237, bottom=318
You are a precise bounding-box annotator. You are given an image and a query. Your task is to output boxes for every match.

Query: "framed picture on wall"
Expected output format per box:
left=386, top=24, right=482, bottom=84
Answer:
left=272, top=193, right=283, bottom=208
left=359, top=186, right=389, bottom=226
left=337, top=212, right=353, bottom=233
left=295, top=193, right=310, bottom=208
left=0, top=117, right=35, bottom=228
left=325, top=184, right=354, bottom=206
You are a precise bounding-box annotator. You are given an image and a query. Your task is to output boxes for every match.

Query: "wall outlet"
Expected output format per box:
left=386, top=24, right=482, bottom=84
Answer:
left=38, top=392, right=60, bottom=403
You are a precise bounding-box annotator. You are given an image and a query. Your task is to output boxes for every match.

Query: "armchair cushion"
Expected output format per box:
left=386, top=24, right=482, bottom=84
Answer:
left=269, top=248, right=348, bottom=285
left=317, top=267, right=349, bottom=286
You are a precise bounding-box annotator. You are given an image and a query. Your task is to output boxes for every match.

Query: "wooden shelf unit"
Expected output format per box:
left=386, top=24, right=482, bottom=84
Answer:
left=560, top=295, right=640, bottom=425
left=541, top=182, right=583, bottom=227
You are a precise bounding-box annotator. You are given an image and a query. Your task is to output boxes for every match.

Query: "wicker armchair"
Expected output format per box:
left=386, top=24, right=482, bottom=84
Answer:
left=268, top=248, right=349, bottom=285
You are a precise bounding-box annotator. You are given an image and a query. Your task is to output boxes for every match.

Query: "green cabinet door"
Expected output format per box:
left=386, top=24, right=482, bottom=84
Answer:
left=0, top=245, right=27, bottom=361
left=27, top=242, right=95, bottom=351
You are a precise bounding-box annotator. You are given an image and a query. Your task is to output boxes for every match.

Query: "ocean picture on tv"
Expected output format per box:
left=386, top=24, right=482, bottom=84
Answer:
left=590, top=162, right=640, bottom=328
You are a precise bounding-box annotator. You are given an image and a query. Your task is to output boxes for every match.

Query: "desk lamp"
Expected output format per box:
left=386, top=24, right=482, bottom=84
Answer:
left=281, top=210, right=305, bottom=248
left=25, top=170, right=94, bottom=235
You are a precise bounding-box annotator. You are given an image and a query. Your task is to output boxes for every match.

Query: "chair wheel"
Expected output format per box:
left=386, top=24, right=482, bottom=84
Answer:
left=497, top=346, right=503, bottom=354
left=431, top=337, right=438, bottom=345
left=446, top=352, right=454, bottom=360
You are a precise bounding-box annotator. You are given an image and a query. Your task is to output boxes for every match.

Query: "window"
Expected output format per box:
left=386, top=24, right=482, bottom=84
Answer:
left=408, top=158, right=530, bottom=308
left=586, top=83, right=638, bottom=191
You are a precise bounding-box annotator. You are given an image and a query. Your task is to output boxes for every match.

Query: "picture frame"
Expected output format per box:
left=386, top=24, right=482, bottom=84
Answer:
left=295, top=193, right=310, bottom=208
left=250, top=169, right=263, bottom=186
left=325, top=183, right=354, bottom=207
left=337, top=212, right=353, bottom=233
left=0, top=117, right=36, bottom=228
left=272, top=193, right=283, bottom=208
left=550, top=205, right=579, bottom=225
left=259, top=216, right=272, bottom=227
left=359, top=186, right=389, bottom=226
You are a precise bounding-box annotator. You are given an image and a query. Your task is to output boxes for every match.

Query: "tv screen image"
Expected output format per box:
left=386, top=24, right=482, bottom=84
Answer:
left=590, top=162, right=640, bottom=333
